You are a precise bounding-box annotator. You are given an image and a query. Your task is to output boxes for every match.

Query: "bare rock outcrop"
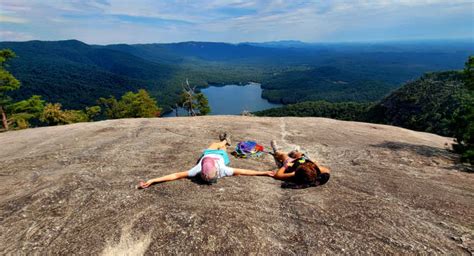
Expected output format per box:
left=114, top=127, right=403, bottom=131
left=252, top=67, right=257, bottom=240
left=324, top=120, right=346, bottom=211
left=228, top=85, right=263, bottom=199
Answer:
left=0, top=116, right=473, bottom=255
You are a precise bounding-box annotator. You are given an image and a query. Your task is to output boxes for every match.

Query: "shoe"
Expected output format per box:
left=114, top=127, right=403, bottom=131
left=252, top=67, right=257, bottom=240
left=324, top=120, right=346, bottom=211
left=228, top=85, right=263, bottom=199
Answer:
left=219, top=132, right=231, bottom=146
left=270, top=140, right=279, bottom=153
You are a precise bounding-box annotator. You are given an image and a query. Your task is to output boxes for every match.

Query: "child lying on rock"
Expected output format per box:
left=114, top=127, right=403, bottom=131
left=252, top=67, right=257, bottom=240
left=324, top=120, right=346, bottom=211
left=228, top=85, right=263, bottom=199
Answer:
left=137, top=133, right=273, bottom=188
left=270, top=140, right=331, bottom=189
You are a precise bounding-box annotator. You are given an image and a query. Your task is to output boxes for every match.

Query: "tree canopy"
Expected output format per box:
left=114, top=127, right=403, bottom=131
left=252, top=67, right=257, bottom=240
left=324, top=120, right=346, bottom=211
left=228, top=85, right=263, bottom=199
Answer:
left=176, top=80, right=211, bottom=116
left=453, top=56, right=474, bottom=163
left=8, top=95, right=45, bottom=129
left=0, top=49, right=21, bottom=130
left=98, top=89, right=161, bottom=119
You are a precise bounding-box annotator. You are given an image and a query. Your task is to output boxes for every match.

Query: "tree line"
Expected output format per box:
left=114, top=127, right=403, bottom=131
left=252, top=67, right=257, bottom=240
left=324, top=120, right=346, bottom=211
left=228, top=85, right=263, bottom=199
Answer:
left=453, top=57, right=474, bottom=163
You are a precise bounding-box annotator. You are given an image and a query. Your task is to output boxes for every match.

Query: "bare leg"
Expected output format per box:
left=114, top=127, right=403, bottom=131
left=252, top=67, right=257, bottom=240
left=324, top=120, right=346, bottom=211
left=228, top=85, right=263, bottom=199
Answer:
left=206, top=140, right=228, bottom=150
left=270, top=140, right=289, bottom=168
left=194, top=140, right=228, bottom=164
left=288, top=150, right=304, bottom=159
left=273, top=151, right=290, bottom=168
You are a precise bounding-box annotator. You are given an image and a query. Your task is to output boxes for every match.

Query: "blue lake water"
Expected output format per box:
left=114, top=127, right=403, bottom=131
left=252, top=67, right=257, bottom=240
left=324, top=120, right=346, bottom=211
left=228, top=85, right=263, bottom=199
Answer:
left=164, top=83, right=282, bottom=117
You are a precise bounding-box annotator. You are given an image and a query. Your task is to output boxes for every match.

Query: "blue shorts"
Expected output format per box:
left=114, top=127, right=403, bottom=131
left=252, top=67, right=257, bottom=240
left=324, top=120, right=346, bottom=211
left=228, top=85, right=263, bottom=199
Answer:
left=202, top=149, right=230, bottom=165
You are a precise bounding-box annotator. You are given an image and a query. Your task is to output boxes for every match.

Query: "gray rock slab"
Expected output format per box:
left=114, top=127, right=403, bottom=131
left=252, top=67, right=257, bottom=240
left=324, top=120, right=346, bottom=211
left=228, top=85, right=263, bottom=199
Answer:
left=0, top=116, right=472, bottom=255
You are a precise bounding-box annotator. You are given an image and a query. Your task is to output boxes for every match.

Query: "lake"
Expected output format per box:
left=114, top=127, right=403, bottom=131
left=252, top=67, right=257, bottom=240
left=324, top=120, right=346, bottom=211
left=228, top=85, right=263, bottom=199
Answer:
left=164, top=83, right=282, bottom=117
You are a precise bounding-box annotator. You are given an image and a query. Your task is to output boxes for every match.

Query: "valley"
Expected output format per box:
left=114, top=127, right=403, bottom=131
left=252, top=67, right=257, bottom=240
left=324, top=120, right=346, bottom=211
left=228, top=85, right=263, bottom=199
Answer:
left=1, top=39, right=471, bottom=112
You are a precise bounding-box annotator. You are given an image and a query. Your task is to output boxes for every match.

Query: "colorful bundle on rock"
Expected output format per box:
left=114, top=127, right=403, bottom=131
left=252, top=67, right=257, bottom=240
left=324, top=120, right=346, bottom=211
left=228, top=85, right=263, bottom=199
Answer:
left=231, top=141, right=265, bottom=158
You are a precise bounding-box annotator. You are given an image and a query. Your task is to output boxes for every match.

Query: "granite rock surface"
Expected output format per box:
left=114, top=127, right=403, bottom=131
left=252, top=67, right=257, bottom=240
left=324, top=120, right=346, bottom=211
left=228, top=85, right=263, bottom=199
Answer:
left=0, top=116, right=472, bottom=255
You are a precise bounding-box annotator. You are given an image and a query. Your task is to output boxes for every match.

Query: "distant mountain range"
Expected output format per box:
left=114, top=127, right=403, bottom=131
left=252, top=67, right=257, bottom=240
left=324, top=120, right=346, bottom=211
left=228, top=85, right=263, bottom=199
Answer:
left=243, top=40, right=313, bottom=48
left=0, top=39, right=472, bottom=110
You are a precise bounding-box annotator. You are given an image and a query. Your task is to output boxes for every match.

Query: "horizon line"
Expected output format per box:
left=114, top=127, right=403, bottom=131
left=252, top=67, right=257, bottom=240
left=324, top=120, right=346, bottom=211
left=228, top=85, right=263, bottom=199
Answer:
left=1, top=37, right=473, bottom=46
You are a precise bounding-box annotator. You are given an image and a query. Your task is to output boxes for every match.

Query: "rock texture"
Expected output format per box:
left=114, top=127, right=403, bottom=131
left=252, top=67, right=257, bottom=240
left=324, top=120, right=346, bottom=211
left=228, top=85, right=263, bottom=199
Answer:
left=0, top=116, right=473, bottom=255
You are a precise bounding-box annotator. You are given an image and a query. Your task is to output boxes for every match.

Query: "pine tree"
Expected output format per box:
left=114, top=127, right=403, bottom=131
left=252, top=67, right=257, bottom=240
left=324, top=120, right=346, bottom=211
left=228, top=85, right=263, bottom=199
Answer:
left=0, top=49, right=20, bottom=130
left=98, top=89, right=161, bottom=119
left=177, top=79, right=211, bottom=116
left=453, top=56, right=474, bottom=164
left=8, top=95, right=45, bottom=128
left=39, top=103, right=89, bottom=125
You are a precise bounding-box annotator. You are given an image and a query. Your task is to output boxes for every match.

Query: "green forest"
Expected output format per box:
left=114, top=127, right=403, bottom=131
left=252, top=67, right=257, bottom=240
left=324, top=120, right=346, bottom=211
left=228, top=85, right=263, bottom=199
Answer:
left=0, top=40, right=471, bottom=113
left=0, top=47, right=212, bottom=130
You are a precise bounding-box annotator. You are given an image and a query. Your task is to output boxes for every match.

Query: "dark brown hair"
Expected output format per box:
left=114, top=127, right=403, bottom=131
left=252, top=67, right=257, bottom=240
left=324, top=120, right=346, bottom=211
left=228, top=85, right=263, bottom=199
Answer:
left=282, top=160, right=329, bottom=189
left=294, top=161, right=319, bottom=184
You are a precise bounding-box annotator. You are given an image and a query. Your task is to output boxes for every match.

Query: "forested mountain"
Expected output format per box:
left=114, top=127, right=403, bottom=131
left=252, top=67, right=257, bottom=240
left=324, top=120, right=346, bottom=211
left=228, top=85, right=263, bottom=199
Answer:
left=258, top=42, right=472, bottom=104
left=0, top=40, right=176, bottom=109
left=261, top=66, right=396, bottom=104
left=256, top=71, right=466, bottom=137
left=365, top=71, right=465, bottom=136
left=0, top=39, right=471, bottom=111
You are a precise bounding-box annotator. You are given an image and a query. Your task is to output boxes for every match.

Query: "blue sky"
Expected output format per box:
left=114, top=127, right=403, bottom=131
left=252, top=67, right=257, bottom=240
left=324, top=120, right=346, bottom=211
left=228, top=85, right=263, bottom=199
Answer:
left=0, top=0, right=473, bottom=44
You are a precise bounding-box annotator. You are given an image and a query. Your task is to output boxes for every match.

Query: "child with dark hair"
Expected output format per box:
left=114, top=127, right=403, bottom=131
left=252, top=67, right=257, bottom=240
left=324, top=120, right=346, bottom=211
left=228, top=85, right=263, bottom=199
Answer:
left=270, top=140, right=330, bottom=189
left=137, top=133, right=273, bottom=189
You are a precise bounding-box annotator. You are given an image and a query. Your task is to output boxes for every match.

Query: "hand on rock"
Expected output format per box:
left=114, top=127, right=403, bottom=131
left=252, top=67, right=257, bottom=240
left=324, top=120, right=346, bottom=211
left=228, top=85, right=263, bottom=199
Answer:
left=137, top=181, right=150, bottom=189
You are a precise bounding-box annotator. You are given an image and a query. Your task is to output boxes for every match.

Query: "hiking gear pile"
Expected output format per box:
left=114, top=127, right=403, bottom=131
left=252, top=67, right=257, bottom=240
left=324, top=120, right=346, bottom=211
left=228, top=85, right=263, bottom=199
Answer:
left=231, top=141, right=266, bottom=158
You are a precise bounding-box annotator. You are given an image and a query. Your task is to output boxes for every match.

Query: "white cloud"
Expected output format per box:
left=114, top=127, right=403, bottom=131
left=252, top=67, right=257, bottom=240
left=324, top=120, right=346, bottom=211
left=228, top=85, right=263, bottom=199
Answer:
left=0, top=30, right=33, bottom=41
left=0, top=0, right=472, bottom=43
left=0, top=15, right=28, bottom=23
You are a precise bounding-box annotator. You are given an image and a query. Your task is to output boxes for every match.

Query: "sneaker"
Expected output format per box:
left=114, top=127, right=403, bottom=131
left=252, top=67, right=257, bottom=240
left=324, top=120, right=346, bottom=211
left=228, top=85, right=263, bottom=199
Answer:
left=219, top=132, right=231, bottom=146
left=270, top=140, right=279, bottom=153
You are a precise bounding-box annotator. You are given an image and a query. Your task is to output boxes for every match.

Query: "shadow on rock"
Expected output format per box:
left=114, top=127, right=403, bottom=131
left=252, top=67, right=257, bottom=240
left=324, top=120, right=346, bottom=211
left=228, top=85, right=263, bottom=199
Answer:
left=371, top=141, right=473, bottom=172
left=373, top=141, right=454, bottom=158
left=189, top=176, right=214, bottom=185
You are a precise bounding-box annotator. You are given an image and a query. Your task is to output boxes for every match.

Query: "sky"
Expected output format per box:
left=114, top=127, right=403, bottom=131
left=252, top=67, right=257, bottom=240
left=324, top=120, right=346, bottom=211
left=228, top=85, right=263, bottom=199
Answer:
left=0, top=0, right=473, bottom=44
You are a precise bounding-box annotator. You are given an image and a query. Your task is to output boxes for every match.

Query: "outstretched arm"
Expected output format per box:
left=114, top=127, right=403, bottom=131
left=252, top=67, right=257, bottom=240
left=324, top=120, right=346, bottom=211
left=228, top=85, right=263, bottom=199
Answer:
left=232, top=168, right=274, bottom=177
left=142, top=171, right=189, bottom=187
left=319, top=165, right=331, bottom=174
left=272, top=166, right=295, bottom=180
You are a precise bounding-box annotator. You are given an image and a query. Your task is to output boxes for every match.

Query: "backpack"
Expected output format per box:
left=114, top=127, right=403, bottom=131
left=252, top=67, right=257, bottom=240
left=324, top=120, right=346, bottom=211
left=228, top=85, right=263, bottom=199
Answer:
left=231, top=141, right=265, bottom=158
